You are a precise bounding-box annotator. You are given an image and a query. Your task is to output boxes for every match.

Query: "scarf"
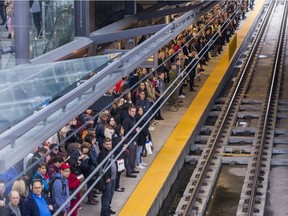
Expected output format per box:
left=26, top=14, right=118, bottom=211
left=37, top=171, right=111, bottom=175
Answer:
left=9, top=202, right=21, bottom=216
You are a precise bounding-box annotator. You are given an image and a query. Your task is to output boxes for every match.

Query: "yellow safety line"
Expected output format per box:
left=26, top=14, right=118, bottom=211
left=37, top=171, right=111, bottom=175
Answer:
left=119, top=1, right=265, bottom=215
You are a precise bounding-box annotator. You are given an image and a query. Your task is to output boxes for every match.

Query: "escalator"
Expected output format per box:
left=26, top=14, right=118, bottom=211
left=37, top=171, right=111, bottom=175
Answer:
left=31, top=0, right=74, bottom=57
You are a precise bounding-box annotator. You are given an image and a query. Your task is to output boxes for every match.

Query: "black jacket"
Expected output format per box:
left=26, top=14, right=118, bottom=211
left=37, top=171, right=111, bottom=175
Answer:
left=122, top=115, right=138, bottom=141
left=97, top=149, right=112, bottom=181
left=135, top=115, right=150, bottom=146
left=1, top=204, right=20, bottom=216
left=22, top=193, right=41, bottom=216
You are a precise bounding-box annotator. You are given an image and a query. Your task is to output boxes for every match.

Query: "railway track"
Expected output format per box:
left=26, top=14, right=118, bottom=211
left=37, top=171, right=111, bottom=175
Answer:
left=175, top=1, right=288, bottom=215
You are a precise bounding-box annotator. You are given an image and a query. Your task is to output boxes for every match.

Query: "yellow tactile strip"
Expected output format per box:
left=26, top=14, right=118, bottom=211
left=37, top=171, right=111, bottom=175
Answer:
left=119, top=1, right=265, bottom=215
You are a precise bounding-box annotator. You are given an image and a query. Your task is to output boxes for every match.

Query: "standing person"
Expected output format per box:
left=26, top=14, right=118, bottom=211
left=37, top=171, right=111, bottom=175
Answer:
left=11, top=179, right=27, bottom=213
left=84, top=134, right=100, bottom=205
left=4, top=0, right=13, bottom=39
left=29, top=0, right=42, bottom=37
left=122, top=106, right=140, bottom=178
left=26, top=146, right=48, bottom=185
left=96, top=112, right=109, bottom=149
left=51, top=163, right=71, bottom=216
left=135, top=106, right=149, bottom=169
left=47, top=144, right=64, bottom=165
left=154, top=71, right=166, bottom=120
left=0, top=180, right=8, bottom=212
left=111, top=125, right=126, bottom=192
left=67, top=172, right=82, bottom=216
left=186, top=51, right=197, bottom=92
left=0, top=0, right=6, bottom=25
left=97, top=137, right=117, bottom=216
left=22, top=179, right=52, bottom=216
left=32, top=161, right=49, bottom=196
left=167, top=63, right=180, bottom=112
left=135, top=91, right=151, bottom=121
left=1, top=191, right=21, bottom=216
left=47, top=156, right=64, bottom=180
left=104, top=116, right=116, bottom=140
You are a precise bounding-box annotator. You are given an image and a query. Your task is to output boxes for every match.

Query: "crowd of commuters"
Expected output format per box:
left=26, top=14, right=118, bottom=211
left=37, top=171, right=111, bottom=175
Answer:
left=0, top=1, right=253, bottom=216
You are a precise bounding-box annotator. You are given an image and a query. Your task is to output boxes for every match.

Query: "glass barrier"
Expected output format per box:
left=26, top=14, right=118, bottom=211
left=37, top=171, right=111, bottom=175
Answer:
left=0, top=53, right=122, bottom=133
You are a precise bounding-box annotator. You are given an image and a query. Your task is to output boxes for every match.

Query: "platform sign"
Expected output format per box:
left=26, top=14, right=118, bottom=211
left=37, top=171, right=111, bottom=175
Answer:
left=229, top=33, right=237, bottom=61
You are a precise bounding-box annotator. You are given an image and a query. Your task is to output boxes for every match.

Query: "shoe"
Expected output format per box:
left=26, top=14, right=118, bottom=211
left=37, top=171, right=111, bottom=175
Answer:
left=175, top=103, right=182, bottom=107
left=151, top=121, right=157, bottom=126
left=141, top=162, right=148, bottom=166
left=87, top=200, right=99, bottom=205
left=203, top=62, right=208, bottom=66
left=158, top=116, right=164, bottom=120
left=136, top=164, right=145, bottom=169
left=132, top=170, right=140, bottom=173
left=126, top=174, right=137, bottom=178
left=115, top=187, right=125, bottom=192
left=193, top=85, right=199, bottom=87
left=169, top=106, right=178, bottom=112
left=154, top=116, right=161, bottom=120
left=178, top=94, right=185, bottom=99
left=190, top=89, right=196, bottom=92
left=148, top=126, right=155, bottom=131
left=109, top=209, right=116, bottom=215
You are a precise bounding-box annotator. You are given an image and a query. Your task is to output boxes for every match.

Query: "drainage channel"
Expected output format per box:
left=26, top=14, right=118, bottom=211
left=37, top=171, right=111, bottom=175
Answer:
left=158, top=163, right=195, bottom=216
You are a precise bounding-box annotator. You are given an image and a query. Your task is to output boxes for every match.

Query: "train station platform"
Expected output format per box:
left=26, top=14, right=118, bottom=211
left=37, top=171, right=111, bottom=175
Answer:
left=77, top=0, right=265, bottom=215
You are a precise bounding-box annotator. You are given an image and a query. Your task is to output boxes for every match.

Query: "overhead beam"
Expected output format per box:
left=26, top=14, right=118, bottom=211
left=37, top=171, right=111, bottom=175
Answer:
left=90, top=24, right=166, bottom=44
left=137, top=4, right=199, bottom=20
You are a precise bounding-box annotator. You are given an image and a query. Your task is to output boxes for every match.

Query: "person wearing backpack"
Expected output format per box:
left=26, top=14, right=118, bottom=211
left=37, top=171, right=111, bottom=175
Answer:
left=22, top=179, right=52, bottom=216
left=25, top=147, right=48, bottom=185
left=51, top=163, right=70, bottom=216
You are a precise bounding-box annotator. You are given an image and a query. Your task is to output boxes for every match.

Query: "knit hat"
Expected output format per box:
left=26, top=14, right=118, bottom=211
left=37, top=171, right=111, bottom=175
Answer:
left=99, top=112, right=108, bottom=119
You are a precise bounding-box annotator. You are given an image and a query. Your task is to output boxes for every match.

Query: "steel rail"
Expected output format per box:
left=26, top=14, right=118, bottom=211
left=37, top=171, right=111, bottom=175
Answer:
left=182, top=1, right=276, bottom=215
left=247, top=1, right=288, bottom=215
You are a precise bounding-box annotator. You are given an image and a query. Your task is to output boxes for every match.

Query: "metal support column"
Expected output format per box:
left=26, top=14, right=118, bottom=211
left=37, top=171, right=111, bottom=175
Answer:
left=125, top=1, right=136, bottom=17
left=14, top=0, right=30, bottom=65
left=75, top=0, right=89, bottom=37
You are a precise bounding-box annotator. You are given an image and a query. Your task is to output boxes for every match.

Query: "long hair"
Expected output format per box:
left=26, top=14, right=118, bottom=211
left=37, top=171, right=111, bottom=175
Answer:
left=12, top=179, right=26, bottom=196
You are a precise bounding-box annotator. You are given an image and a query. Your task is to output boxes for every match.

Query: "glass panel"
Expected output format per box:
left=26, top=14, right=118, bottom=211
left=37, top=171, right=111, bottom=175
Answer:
left=0, top=53, right=122, bottom=133
left=30, top=0, right=75, bottom=58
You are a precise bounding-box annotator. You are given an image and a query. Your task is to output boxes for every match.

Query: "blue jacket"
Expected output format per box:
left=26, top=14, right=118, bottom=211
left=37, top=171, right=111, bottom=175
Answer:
left=51, top=173, right=70, bottom=214
left=33, top=171, right=49, bottom=192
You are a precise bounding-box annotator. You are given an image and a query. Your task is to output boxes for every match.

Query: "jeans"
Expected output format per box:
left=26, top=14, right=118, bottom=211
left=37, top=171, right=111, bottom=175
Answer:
left=136, top=145, right=143, bottom=166
left=127, top=142, right=137, bottom=174
left=101, top=179, right=116, bottom=216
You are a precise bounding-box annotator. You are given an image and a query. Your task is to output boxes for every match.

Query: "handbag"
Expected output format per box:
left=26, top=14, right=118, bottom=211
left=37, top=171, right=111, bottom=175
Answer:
left=141, top=148, right=147, bottom=157
left=145, top=140, right=153, bottom=155
left=116, top=159, right=125, bottom=172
